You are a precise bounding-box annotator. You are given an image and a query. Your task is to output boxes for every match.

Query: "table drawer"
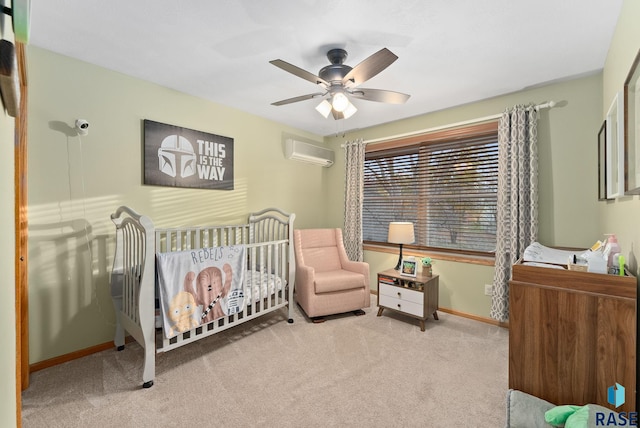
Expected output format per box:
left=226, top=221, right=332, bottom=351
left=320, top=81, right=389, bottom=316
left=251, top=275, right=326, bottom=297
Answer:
left=378, top=294, right=424, bottom=317
left=379, top=283, right=423, bottom=305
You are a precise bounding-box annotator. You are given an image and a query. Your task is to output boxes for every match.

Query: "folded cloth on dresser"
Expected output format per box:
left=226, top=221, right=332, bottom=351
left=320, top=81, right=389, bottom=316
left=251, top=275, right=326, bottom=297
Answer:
left=156, top=245, right=246, bottom=339
left=523, top=242, right=587, bottom=265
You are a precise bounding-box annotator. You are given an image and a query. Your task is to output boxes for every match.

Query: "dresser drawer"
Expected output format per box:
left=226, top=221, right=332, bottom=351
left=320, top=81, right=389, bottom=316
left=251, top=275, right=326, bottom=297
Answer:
left=378, top=294, right=424, bottom=317
left=379, top=283, right=423, bottom=305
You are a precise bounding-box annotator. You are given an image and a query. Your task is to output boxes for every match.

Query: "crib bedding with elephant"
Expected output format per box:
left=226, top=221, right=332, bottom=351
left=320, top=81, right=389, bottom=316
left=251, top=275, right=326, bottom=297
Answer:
left=110, top=205, right=295, bottom=388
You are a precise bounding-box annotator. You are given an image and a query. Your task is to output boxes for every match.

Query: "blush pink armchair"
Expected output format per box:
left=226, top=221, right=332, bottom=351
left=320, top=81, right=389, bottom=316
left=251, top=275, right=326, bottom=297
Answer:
left=293, top=228, right=370, bottom=322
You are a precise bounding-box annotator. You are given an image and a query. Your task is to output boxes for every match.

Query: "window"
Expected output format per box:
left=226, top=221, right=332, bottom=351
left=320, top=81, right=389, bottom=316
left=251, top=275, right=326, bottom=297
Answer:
left=363, top=122, right=498, bottom=255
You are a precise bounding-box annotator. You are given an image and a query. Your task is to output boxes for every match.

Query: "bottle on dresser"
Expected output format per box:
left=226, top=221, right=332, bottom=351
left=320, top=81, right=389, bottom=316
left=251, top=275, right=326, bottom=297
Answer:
left=602, top=234, right=621, bottom=274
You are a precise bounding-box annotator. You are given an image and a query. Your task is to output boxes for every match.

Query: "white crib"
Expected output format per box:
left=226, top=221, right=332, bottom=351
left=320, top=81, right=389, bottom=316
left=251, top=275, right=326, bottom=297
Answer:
left=109, top=206, right=296, bottom=388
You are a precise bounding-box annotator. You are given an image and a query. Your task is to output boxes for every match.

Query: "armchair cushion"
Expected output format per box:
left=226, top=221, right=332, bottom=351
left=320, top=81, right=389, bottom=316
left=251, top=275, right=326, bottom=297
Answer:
left=315, top=270, right=367, bottom=293
left=301, top=247, right=342, bottom=272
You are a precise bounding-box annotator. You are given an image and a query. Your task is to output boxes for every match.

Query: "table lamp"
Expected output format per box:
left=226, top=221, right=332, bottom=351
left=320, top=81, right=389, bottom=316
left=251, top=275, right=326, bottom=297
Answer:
left=388, top=222, right=415, bottom=270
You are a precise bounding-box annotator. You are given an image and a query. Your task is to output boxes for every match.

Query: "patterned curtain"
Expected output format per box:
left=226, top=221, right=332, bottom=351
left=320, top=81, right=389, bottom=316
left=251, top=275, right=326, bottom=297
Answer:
left=343, top=138, right=366, bottom=261
left=490, top=105, right=538, bottom=322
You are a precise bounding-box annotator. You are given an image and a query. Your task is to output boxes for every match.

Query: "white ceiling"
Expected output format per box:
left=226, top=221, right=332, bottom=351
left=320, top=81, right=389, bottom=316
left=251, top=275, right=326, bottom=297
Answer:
left=29, top=0, right=623, bottom=137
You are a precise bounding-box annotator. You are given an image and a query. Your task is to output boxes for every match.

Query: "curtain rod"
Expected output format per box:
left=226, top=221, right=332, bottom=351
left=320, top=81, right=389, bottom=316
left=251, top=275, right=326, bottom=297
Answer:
left=351, top=101, right=556, bottom=146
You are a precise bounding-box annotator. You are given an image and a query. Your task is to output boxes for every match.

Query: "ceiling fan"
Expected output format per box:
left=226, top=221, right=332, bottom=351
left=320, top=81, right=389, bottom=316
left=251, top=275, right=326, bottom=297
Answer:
left=270, top=47, right=410, bottom=120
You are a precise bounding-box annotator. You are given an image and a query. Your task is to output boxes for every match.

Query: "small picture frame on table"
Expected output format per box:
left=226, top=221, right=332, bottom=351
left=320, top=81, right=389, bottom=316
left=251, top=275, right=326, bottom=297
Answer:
left=401, top=257, right=417, bottom=277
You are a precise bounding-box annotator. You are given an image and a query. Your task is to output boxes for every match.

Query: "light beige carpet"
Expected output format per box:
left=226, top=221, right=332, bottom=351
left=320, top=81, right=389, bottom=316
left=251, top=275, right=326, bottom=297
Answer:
left=22, top=303, right=509, bottom=427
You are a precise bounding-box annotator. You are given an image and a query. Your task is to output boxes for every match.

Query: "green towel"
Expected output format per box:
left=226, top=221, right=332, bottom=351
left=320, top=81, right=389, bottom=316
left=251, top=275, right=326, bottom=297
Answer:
left=545, top=404, right=590, bottom=428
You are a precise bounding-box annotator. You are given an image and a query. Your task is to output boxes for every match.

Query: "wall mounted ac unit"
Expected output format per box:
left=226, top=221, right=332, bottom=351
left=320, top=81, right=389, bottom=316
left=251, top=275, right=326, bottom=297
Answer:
left=284, top=139, right=334, bottom=167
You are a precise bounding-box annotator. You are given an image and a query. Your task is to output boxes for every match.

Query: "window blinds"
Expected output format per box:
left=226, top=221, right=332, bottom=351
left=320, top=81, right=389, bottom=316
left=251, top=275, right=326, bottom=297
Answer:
left=363, top=132, right=498, bottom=254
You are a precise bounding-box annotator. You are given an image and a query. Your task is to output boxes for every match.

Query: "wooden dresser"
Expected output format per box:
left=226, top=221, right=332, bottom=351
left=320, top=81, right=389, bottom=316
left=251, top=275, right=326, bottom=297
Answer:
left=509, top=261, right=637, bottom=413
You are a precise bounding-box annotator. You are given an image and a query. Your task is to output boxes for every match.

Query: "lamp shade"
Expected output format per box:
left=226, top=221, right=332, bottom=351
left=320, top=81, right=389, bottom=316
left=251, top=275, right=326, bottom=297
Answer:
left=387, top=222, right=415, bottom=244
left=342, top=101, right=357, bottom=119
left=315, top=99, right=332, bottom=118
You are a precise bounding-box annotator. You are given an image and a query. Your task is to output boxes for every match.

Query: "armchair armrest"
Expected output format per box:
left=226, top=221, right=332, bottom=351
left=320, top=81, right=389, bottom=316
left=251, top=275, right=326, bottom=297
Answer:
left=336, top=235, right=370, bottom=283
left=295, top=264, right=315, bottom=284
left=342, top=259, right=368, bottom=275
left=341, top=260, right=370, bottom=285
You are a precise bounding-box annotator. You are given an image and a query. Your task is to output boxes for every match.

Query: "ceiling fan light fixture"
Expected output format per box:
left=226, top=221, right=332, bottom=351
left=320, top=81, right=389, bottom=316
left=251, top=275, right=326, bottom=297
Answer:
left=315, top=99, right=332, bottom=118
left=343, top=102, right=357, bottom=119
left=331, top=92, right=349, bottom=112
left=270, top=47, right=408, bottom=122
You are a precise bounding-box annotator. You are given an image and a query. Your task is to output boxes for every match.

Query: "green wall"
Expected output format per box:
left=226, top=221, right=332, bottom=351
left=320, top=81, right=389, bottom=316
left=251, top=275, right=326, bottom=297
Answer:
left=1, top=1, right=17, bottom=425
left=26, top=46, right=334, bottom=363
left=600, top=0, right=640, bottom=273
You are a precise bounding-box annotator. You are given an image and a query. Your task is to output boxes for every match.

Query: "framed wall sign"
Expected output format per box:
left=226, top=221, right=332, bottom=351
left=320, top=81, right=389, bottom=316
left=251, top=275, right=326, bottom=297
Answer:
left=624, top=49, right=640, bottom=194
left=143, top=120, right=234, bottom=190
left=598, top=120, right=607, bottom=201
left=606, top=92, right=624, bottom=198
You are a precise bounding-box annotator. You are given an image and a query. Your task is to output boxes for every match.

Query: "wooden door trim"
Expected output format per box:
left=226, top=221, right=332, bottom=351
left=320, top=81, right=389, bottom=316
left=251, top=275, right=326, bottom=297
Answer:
left=15, top=40, right=28, bottom=427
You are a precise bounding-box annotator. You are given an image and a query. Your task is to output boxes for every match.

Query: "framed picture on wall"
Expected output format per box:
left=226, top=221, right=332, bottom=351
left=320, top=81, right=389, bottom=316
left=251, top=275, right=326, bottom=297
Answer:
left=598, top=120, right=608, bottom=200
left=143, top=120, right=234, bottom=190
left=606, top=91, right=624, bottom=198
left=624, top=48, right=640, bottom=194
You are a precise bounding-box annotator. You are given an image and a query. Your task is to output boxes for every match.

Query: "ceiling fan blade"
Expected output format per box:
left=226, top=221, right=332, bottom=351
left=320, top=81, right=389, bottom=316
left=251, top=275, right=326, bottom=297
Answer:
left=342, top=48, right=398, bottom=87
left=271, top=92, right=325, bottom=106
left=349, top=88, right=410, bottom=104
left=270, top=59, right=329, bottom=87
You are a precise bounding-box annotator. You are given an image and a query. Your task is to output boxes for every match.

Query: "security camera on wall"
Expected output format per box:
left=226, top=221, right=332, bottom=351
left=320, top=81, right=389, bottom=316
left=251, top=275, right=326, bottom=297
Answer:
left=75, top=119, right=89, bottom=136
